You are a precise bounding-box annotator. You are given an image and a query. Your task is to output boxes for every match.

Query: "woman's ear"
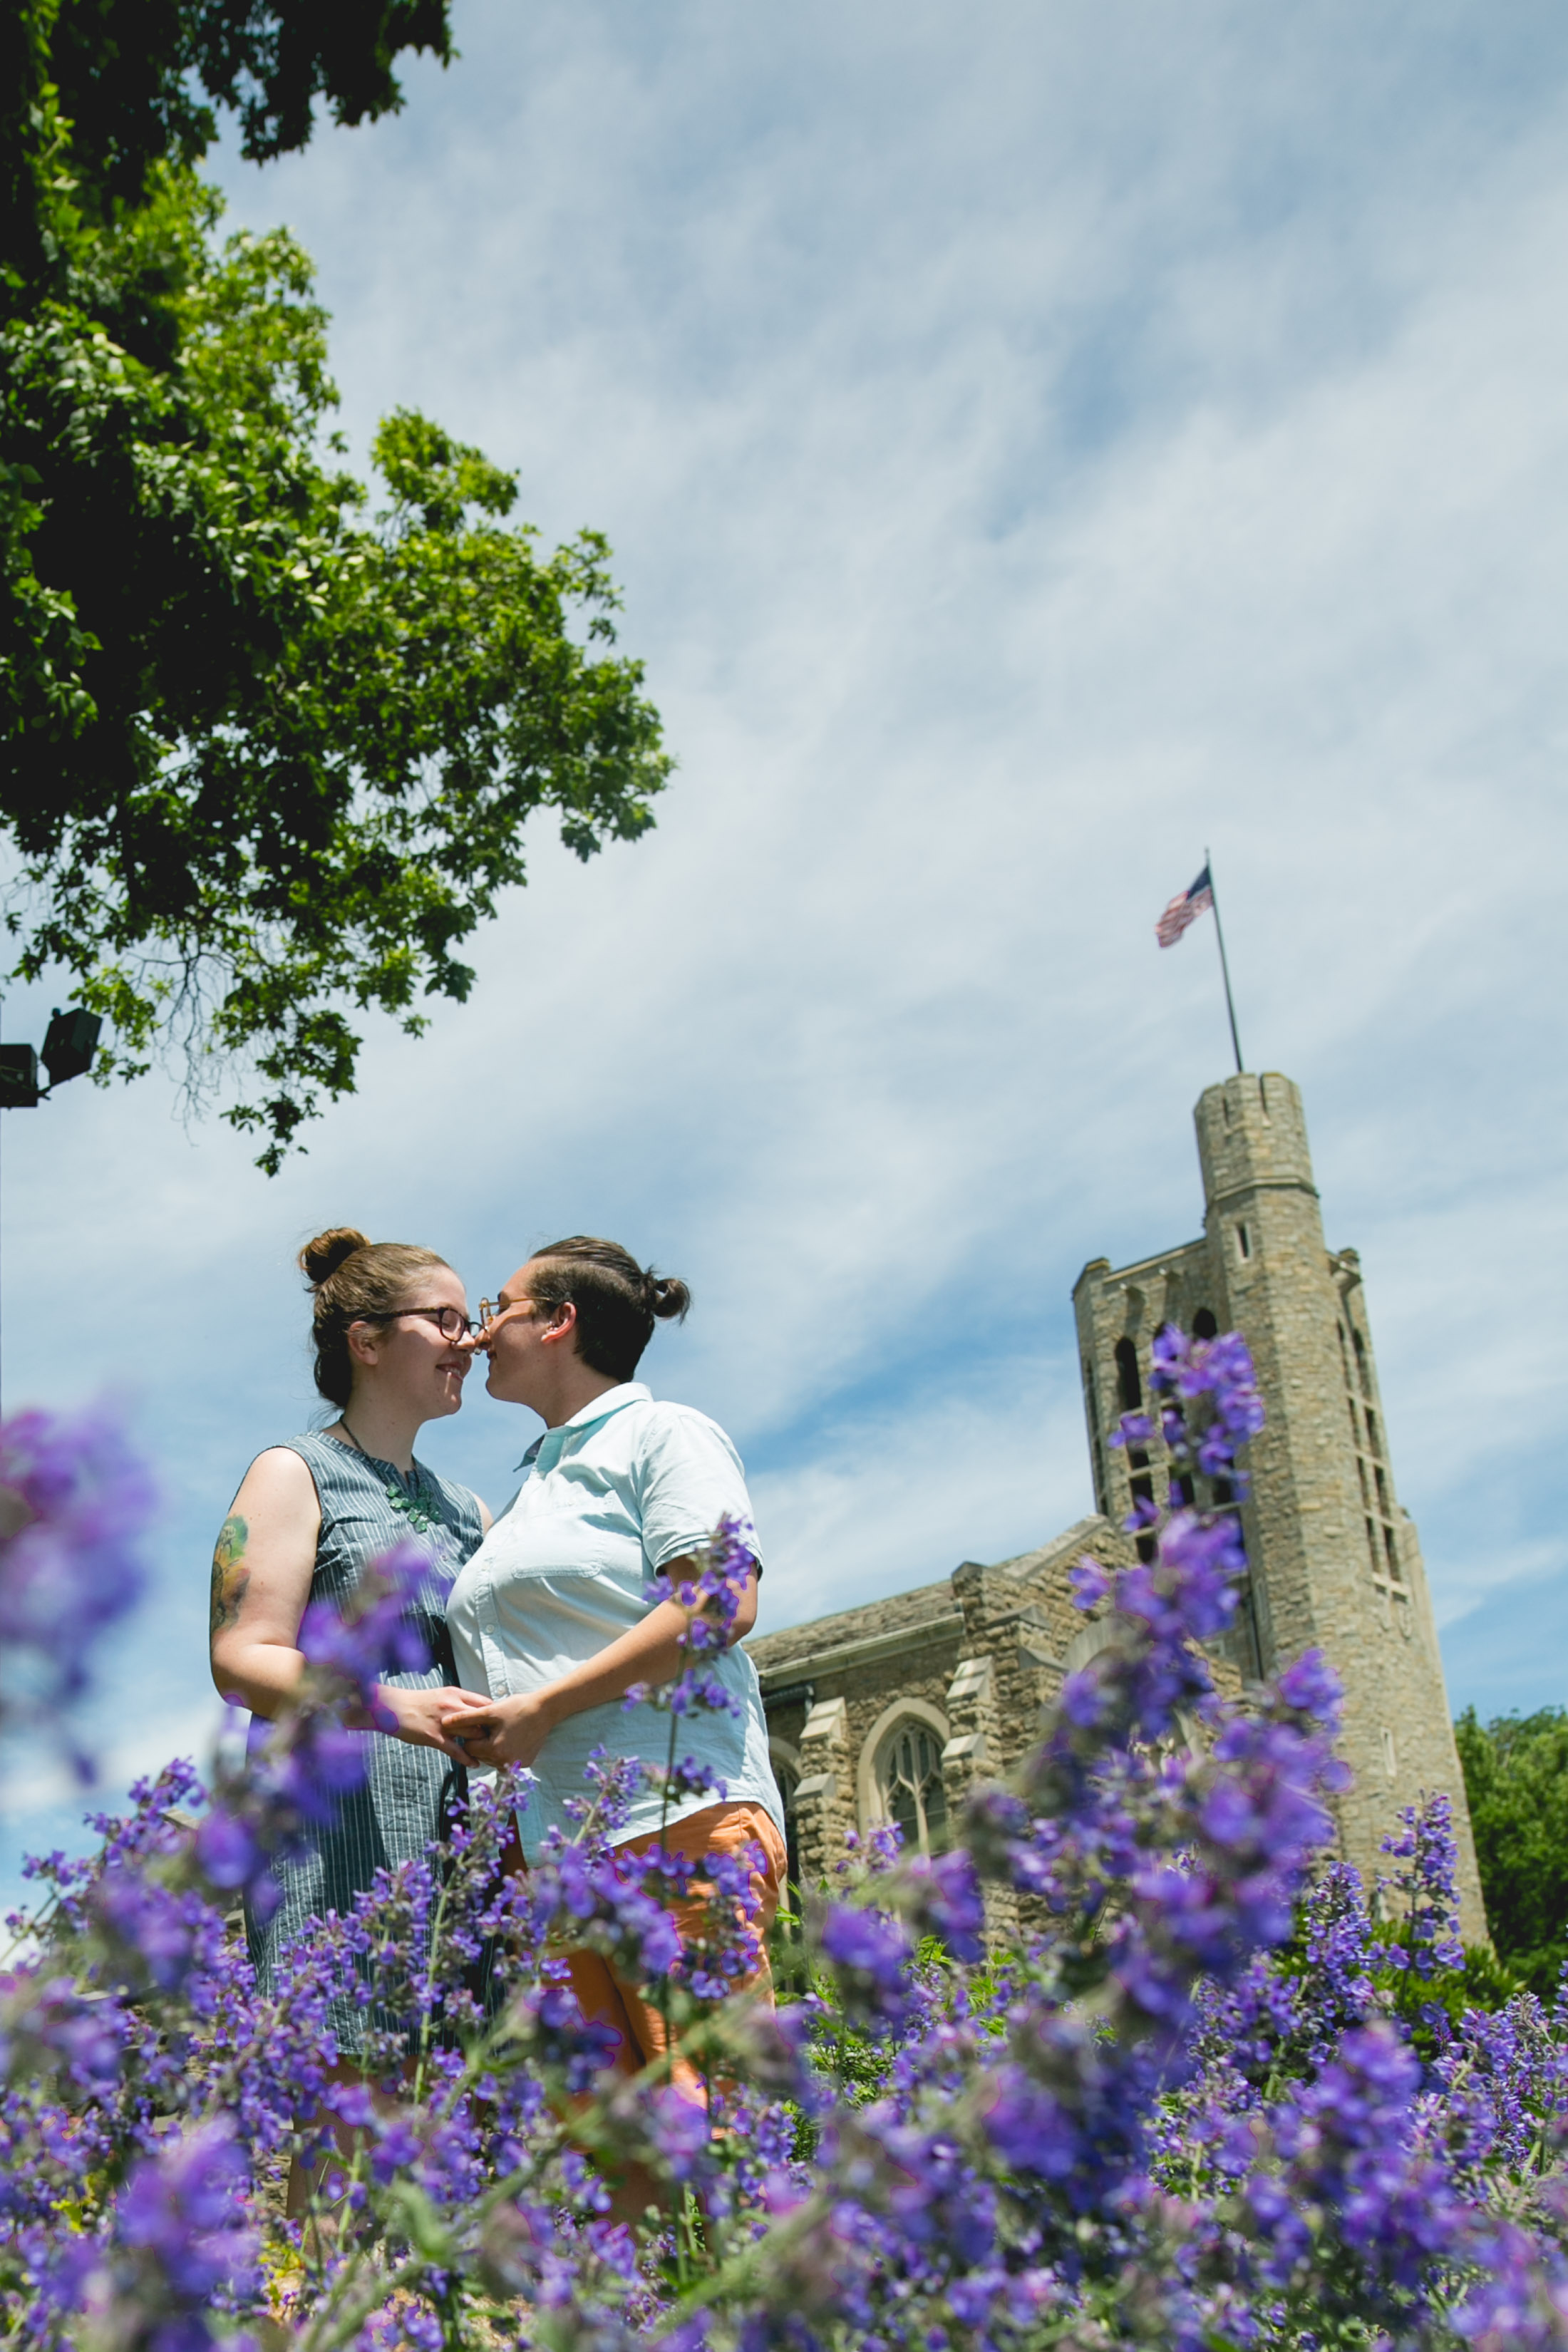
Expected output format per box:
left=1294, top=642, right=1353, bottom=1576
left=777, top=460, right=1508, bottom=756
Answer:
left=346, top=1319, right=381, bottom=1369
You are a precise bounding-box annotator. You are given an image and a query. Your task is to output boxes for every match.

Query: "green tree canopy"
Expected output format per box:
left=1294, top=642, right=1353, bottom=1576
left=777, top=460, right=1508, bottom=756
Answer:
left=1455, top=1703, right=1568, bottom=1996
left=3, top=4, right=671, bottom=1166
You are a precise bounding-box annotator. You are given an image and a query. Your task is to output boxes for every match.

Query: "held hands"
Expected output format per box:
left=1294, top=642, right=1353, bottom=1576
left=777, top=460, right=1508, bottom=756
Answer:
left=373, top=1684, right=494, bottom=1761
left=438, top=1690, right=557, bottom=1770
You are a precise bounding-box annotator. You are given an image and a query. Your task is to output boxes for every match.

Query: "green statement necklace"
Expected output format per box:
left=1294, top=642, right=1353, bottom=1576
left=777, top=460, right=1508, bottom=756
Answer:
left=339, top=1418, right=439, bottom=1536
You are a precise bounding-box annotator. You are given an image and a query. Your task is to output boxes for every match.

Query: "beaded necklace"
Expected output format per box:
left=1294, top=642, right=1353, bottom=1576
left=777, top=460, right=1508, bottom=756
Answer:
left=337, top=1419, right=439, bottom=1537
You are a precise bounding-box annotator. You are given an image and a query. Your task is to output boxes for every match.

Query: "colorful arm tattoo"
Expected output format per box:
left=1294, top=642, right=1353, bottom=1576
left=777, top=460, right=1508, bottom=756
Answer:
left=208, top=1513, right=250, bottom=1640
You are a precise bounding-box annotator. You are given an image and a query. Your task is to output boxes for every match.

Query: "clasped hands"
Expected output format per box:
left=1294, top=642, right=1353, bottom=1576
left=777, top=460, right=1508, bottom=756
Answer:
left=369, top=1683, right=553, bottom=1766
left=439, top=1688, right=555, bottom=1768
left=373, top=1574, right=736, bottom=1768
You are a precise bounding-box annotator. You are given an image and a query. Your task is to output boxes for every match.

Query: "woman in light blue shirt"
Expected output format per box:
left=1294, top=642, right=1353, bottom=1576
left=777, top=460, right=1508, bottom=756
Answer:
left=441, top=1237, right=785, bottom=2096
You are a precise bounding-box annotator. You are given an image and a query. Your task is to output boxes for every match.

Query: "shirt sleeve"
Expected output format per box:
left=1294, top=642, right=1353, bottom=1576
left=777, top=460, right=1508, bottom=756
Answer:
left=635, top=1408, right=763, bottom=1577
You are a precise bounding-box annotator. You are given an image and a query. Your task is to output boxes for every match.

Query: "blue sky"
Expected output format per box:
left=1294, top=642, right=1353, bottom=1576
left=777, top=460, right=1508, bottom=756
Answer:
left=4, top=0, right=1567, bottom=1888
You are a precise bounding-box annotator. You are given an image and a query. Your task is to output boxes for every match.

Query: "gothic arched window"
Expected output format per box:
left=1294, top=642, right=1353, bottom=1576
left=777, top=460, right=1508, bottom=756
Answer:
left=875, top=1719, right=949, bottom=1854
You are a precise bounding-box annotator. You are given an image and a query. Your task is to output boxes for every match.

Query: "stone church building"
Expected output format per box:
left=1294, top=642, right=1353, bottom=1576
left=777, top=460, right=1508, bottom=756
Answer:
left=746, top=1071, right=1484, bottom=1929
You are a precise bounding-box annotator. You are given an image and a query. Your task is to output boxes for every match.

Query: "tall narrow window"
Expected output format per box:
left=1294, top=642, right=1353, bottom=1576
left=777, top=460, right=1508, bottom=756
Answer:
left=1114, top=1338, right=1143, bottom=1412
left=1084, top=1358, right=1108, bottom=1515
left=1235, top=1222, right=1252, bottom=1261
left=1129, top=1472, right=1157, bottom=1562
left=1192, top=1307, right=1218, bottom=1339
left=1114, top=1338, right=1157, bottom=1558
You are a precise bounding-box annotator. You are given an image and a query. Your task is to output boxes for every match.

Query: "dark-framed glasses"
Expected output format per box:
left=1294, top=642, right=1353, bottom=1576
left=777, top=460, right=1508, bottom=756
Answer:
left=362, top=1306, right=475, bottom=1341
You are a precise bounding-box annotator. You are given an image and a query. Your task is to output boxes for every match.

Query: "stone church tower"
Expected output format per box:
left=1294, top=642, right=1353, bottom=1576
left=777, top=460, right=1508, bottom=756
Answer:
left=748, top=1071, right=1483, bottom=1931
left=1073, top=1071, right=1481, bottom=1922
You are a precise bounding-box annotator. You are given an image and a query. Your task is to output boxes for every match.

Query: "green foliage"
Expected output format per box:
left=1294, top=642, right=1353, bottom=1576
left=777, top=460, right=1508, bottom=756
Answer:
left=4, top=0, right=453, bottom=254
left=2, top=1, right=671, bottom=1166
left=1456, top=1704, right=1568, bottom=1998
left=1368, top=1934, right=1522, bottom=2062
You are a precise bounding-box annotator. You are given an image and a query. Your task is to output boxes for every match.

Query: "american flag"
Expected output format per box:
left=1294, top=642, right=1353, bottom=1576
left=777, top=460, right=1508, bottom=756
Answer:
left=1155, top=865, right=1214, bottom=949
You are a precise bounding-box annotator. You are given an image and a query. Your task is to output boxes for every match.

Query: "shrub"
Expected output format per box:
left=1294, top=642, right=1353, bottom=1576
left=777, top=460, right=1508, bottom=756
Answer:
left=1456, top=1703, right=1568, bottom=1997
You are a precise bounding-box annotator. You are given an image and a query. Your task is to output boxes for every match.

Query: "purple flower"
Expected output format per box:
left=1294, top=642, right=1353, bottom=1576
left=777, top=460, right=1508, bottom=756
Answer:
left=113, top=2120, right=259, bottom=2320
left=820, top=1904, right=916, bottom=2026
left=904, top=1850, right=986, bottom=1964
left=1455, top=2224, right=1568, bottom=2351
left=0, top=1405, right=155, bottom=1773
left=1275, top=1646, right=1344, bottom=1731
left=641, top=1516, right=758, bottom=1718
left=1377, top=1791, right=1465, bottom=1988
left=192, top=1807, right=262, bottom=1891
left=297, top=1537, right=435, bottom=1698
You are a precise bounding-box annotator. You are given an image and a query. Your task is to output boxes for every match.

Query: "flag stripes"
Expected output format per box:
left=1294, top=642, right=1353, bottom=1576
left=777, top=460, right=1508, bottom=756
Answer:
left=1155, top=866, right=1214, bottom=949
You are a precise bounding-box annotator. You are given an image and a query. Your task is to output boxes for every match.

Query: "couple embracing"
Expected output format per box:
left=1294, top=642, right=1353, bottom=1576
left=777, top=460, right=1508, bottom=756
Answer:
left=207, top=1228, right=785, bottom=2113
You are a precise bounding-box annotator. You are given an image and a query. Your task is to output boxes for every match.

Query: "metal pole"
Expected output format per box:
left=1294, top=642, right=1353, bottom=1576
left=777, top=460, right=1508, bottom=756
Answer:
left=1205, top=845, right=1244, bottom=1075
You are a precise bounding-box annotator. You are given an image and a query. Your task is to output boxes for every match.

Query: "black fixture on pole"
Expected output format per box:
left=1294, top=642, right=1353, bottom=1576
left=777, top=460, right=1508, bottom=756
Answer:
left=0, top=1006, right=104, bottom=1407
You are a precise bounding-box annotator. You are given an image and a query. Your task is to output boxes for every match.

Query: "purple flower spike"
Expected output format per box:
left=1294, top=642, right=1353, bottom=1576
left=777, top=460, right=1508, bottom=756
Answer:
left=820, top=1903, right=916, bottom=2028
left=114, top=2120, right=259, bottom=2319
left=0, top=1405, right=155, bottom=1770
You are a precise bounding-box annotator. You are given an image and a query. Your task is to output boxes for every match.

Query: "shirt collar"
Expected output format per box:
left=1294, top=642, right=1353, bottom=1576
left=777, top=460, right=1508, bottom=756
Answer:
left=562, top=1380, right=650, bottom=1431
left=519, top=1382, right=650, bottom=1469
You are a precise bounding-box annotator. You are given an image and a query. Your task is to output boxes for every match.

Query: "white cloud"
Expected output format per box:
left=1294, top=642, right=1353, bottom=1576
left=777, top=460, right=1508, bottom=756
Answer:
left=0, top=1701, right=229, bottom=1830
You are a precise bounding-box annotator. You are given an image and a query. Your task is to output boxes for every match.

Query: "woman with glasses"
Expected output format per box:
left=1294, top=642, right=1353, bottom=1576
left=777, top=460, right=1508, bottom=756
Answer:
left=208, top=1227, right=492, bottom=2191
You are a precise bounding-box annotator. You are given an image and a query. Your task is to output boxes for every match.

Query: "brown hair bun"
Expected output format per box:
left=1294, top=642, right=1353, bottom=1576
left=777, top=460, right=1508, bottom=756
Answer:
left=525, top=1237, right=691, bottom=1381
left=651, top=1275, right=692, bottom=1321
left=299, top=1227, right=372, bottom=1289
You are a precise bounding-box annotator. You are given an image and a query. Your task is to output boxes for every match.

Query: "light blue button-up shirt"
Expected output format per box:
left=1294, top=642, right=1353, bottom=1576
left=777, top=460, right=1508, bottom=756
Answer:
left=445, top=1383, right=783, bottom=1858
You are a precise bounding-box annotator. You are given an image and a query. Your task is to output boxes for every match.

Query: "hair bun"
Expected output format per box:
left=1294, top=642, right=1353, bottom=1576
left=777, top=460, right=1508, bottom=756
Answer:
left=299, top=1226, right=371, bottom=1289
left=649, top=1273, right=691, bottom=1323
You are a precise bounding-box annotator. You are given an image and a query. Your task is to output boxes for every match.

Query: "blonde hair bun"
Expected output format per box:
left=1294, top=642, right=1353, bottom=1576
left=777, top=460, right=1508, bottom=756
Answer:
left=299, top=1227, right=372, bottom=1289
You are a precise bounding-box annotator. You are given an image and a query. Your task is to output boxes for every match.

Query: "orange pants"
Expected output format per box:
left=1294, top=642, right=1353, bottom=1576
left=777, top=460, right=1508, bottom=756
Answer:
left=562, top=1800, right=786, bottom=2101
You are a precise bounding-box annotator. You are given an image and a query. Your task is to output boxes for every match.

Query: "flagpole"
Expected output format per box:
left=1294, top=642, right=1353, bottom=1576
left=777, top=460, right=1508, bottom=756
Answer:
left=1205, top=846, right=1244, bottom=1075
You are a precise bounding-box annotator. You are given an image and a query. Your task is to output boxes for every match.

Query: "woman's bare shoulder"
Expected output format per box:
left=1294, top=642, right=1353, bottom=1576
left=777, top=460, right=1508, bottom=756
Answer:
left=228, top=1444, right=323, bottom=1520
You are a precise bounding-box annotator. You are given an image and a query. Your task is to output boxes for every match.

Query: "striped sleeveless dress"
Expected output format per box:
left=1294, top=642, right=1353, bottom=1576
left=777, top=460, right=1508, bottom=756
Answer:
left=243, top=1430, right=485, bottom=2053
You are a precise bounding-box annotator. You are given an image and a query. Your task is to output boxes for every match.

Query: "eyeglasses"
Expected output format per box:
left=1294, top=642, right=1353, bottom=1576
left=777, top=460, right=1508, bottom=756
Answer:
left=477, top=1294, right=538, bottom=1332
left=359, top=1307, right=475, bottom=1341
